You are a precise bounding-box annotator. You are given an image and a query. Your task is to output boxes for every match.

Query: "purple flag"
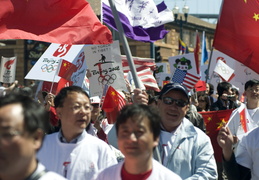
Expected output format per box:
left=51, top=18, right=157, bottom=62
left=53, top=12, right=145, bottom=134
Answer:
left=102, top=0, right=173, bottom=42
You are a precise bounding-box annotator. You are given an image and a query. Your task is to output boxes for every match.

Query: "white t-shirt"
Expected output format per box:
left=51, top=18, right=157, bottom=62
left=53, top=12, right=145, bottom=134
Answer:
left=92, top=159, right=182, bottom=180
left=37, top=132, right=117, bottom=180
left=235, top=127, right=259, bottom=180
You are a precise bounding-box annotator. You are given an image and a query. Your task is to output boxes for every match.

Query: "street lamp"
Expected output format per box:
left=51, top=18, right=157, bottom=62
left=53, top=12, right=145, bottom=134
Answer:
left=173, top=4, right=189, bottom=40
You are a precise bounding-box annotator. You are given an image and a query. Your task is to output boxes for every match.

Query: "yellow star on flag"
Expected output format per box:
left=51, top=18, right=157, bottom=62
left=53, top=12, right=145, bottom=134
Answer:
left=253, top=13, right=259, bottom=21
left=111, top=91, right=116, bottom=96
left=216, top=118, right=227, bottom=130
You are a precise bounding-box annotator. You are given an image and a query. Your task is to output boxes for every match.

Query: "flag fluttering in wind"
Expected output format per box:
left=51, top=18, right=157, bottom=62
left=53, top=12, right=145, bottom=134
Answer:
left=179, top=39, right=189, bottom=54
left=200, top=109, right=234, bottom=162
left=102, top=86, right=126, bottom=124
left=213, top=0, right=259, bottom=74
left=0, top=0, right=112, bottom=44
left=194, top=31, right=200, bottom=74
left=102, top=0, right=173, bottom=42
left=201, top=31, right=208, bottom=65
left=172, top=68, right=200, bottom=91
left=122, top=56, right=160, bottom=91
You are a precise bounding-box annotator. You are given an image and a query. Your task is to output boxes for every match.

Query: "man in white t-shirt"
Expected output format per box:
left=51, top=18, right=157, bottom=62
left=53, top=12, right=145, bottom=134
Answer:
left=227, top=79, right=259, bottom=141
left=0, top=94, right=66, bottom=180
left=93, top=104, right=182, bottom=180
left=37, top=86, right=117, bottom=180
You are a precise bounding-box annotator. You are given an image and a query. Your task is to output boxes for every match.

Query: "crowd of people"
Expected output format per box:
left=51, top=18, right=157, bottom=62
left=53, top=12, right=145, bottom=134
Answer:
left=0, top=78, right=258, bottom=180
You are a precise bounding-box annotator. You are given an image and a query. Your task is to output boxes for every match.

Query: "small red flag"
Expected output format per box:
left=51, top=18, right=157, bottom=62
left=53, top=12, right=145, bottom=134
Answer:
left=194, top=80, right=206, bottom=92
left=102, top=86, right=126, bottom=124
left=239, top=108, right=248, bottom=133
left=0, top=0, right=112, bottom=44
left=42, top=78, right=72, bottom=95
left=57, top=60, right=77, bottom=81
left=200, top=109, right=234, bottom=162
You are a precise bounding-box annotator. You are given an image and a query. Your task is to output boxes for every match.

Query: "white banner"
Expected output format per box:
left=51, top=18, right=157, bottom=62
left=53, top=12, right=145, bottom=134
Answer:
left=0, top=56, right=17, bottom=83
left=25, top=44, right=85, bottom=83
left=84, top=41, right=126, bottom=97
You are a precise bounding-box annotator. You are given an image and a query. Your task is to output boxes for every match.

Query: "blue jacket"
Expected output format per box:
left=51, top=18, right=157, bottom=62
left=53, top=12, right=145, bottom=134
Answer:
left=156, top=118, right=218, bottom=180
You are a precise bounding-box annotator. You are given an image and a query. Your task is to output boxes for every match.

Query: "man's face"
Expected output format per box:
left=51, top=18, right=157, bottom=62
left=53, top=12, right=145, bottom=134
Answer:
left=56, top=92, right=91, bottom=135
left=245, top=84, right=259, bottom=101
left=91, top=104, right=101, bottom=122
left=0, top=104, right=38, bottom=176
left=157, top=90, right=189, bottom=132
left=117, top=117, right=158, bottom=160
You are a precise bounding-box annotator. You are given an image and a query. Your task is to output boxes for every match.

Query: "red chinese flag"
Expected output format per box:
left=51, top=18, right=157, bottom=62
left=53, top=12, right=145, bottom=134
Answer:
left=213, top=0, right=259, bottom=74
left=194, top=31, right=200, bottom=74
left=102, top=86, right=126, bottom=124
left=240, top=108, right=248, bottom=133
left=42, top=78, right=72, bottom=95
left=58, top=60, right=77, bottom=81
left=200, top=109, right=234, bottom=162
left=0, top=0, right=112, bottom=45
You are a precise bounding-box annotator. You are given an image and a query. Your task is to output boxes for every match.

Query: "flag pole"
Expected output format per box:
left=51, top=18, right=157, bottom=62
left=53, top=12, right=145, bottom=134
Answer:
left=107, top=0, right=142, bottom=89
left=205, top=47, right=214, bottom=83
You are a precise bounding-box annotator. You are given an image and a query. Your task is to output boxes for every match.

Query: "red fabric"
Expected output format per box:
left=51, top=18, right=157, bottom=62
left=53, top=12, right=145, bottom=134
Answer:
left=42, top=78, right=72, bottom=95
left=58, top=60, right=77, bottom=81
left=49, top=106, right=59, bottom=127
left=97, top=129, right=108, bottom=143
left=213, top=0, right=259, bottom=74
left=0, top=0, right=112, bottom=45
left=121, top=164, right=152, bottom=180
left=194, top=80, right=206, bottom=92
left=102, top=86, right=126, bottom=124
left=200, top=109, right=234, bottom=162
left=194, top=32, right=200, bottom=74
left=240, top=108, right=248, bottom=133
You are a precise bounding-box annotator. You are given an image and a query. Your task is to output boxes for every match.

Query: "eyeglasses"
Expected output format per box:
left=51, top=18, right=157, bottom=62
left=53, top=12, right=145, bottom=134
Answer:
left=70, top=104, right=92, bottom=112
left=162, top=97, right=188, bottom=107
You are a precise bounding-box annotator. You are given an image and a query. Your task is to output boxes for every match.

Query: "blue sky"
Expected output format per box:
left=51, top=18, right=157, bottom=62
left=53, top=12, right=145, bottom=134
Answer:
left=153, top=0, right=223, bottom=23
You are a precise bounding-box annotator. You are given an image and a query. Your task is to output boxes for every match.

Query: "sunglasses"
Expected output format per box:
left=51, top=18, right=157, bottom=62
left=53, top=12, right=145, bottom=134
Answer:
left=162, top=97, right=188, bottom=107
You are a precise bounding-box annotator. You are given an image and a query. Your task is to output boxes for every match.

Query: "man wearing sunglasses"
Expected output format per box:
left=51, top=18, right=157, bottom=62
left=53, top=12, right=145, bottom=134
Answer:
left=155, top=83, right=217, bottom=179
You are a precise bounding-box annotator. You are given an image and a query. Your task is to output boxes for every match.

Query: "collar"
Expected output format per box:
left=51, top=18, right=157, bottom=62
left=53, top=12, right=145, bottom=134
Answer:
left=58, top=130, right=87, bottom=143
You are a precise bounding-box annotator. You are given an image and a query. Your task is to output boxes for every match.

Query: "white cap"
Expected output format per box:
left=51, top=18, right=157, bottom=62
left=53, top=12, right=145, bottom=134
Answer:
left=90, top=96, right=100, bottom=104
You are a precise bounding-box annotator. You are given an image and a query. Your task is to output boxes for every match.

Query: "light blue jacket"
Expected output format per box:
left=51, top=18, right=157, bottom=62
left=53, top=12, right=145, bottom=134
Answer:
left=155, top=118, right=218, bottom=180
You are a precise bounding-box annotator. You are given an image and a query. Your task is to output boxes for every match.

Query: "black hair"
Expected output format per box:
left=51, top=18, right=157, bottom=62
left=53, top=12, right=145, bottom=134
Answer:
left=208, top=83, right=214, bottom=96
left=217, top=82, right=232, bottom=97
left=54, top=86, right=89, bottom=108
left=115, top=104, right=161, bottom=140
left=0, top=93, right=48, bottom=136
left=244, top=79, right=259, bottom=91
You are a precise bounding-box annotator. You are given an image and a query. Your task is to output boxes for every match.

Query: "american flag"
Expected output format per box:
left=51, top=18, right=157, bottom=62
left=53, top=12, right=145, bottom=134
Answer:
left=122, top=56, right=160, bottom=92
left=172, top=68, right=200, bottom=91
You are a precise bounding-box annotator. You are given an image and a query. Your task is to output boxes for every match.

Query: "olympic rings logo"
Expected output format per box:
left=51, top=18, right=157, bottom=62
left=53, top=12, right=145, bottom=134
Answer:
left=41, top=64, right=58, bottom=73
left=98, top=74, right=117, bottom=85
left=216, top=64, right=230, bottom=74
